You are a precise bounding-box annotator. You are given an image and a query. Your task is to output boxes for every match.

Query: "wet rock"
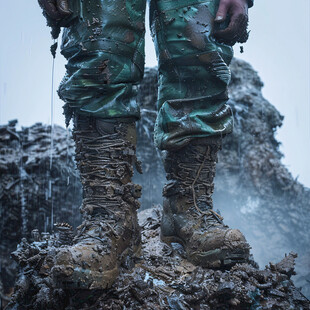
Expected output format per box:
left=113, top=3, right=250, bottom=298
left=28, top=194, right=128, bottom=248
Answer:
left=270, top=252, right=297, bottom=277
left=54, top=223, right=74, bottom=246
left=0, top=122, right=82, bottom=305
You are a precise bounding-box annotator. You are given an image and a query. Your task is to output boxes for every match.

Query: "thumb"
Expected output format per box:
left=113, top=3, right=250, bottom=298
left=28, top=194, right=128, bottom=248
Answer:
left=57, top=0, right=71, bottom=15
left=215, top=0, right=229, bottom=23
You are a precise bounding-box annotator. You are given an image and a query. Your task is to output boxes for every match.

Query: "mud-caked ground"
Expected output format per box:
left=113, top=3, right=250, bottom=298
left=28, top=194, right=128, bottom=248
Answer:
left=5, top=206, right=309, bottom=310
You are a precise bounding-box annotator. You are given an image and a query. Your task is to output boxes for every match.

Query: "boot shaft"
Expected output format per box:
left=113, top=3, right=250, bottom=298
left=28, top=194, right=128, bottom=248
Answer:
left=73, top=114, right=142, bottom=218
left=161, top=137, right=251, bottom=267
left=163, top=137, right=222, bottom=212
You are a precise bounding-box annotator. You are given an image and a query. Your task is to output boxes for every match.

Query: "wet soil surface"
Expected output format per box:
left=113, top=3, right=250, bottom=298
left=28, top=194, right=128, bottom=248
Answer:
left=6, top=206, right=309, bottom=310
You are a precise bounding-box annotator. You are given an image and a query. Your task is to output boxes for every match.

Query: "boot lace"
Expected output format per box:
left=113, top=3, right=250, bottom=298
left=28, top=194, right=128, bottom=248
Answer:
left=191, top=145, right=224, bottom=224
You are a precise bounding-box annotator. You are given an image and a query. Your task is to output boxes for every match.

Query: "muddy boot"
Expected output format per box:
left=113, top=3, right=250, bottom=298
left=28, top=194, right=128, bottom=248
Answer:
left=51, top=115, right=142, bottom=289
left=161, top=138, right=250, bottom=268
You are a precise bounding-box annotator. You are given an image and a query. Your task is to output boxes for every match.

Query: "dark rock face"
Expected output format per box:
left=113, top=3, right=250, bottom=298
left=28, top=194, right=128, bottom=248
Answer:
left=218, top=60, right=310, bottom=259
left=1, top=59, right=310, bottom=307
left=0, top=122, right=82, bottom=302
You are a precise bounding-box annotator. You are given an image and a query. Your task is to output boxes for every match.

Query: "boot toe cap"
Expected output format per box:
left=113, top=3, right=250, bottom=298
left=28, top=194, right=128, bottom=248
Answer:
left=224, top=229, right=249, bottom=250
left=187, top=228, right=250, bottom=268
left=51, top=242, right=118, bottom=289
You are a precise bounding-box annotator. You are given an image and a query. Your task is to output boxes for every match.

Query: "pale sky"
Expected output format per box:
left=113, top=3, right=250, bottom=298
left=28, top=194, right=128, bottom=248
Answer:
left=0, top=0, right=309, bottom=187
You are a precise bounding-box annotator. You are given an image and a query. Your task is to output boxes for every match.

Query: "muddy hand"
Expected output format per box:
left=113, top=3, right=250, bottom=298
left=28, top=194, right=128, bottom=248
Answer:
left=38, top=0, right=71, bottom=21
left=214, top=0, right=249, bottom=45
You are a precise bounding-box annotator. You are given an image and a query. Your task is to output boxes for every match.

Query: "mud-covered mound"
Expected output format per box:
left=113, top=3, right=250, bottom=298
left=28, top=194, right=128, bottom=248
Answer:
left=6, top=206, right=309, bottom=310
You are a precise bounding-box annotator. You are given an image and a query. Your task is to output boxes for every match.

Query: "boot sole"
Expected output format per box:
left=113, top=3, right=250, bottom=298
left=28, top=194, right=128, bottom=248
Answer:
left=161, top=233, right=249, bottom=269
left=55, top=266, right=119, bottom=290
left=189, top=247, right=250, bottom=268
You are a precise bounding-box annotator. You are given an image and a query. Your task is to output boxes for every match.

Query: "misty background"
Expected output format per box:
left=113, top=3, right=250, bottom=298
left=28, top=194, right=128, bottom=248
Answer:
left=0, top=0, right=309, bottom=188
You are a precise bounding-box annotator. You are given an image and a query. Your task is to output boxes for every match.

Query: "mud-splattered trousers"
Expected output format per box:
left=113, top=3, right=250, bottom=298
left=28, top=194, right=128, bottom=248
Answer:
left=58, top=0, right=251, bottom=151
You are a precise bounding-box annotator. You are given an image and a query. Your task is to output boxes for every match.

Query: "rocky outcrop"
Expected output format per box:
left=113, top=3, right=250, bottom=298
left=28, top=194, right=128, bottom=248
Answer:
left=1, top=59, right=310, bottom=307
left=135, top=62, right=310, bottom=298
left=0, top=121, right=82, bottom=303
left=216, top=60, right=310, bottom=296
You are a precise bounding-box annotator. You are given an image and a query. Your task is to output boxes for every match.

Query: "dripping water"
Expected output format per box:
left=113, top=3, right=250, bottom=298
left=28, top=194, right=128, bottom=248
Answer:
left=49, top=45, right=56, bottom=171
left=49, top=39, right=57, bottom=230
left=20, top=144, right=28, bottom=238
left=66, top=127, right=70, bottom=186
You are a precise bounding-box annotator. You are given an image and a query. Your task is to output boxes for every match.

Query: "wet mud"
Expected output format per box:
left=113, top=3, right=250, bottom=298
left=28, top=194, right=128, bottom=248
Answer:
left=6, top=206, right=309, bottom=309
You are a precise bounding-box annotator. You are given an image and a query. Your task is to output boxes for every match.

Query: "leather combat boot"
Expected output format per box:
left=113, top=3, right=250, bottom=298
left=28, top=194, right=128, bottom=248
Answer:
left=161, top=138, right=250, bottom=268
left=51, top=115, right=142, bottom=289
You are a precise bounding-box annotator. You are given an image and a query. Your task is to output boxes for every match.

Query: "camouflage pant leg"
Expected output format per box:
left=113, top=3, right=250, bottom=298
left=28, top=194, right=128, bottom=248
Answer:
left=58, top=0, right=146, bottom=125
left=150, top=0, right=234, bottom=150
left=58, top=0, right=233, bottom=150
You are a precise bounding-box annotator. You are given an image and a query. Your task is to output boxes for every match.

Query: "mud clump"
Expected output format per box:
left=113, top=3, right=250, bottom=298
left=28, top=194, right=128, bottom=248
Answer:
left=6, top=206, right=309, bottom=310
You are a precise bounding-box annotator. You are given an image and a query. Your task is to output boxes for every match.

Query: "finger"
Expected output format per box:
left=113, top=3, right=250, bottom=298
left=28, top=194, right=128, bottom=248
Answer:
left=40, top=0, right=62, bottom=19
left=214, top=13, right=248, bottom=44
left=235, top=14, right=249, bottom=43
left=215, top=0, right=229, bottom=23
left=214, top=15, right=236, bottom=42
left=57, top=0, right=71, bottom=15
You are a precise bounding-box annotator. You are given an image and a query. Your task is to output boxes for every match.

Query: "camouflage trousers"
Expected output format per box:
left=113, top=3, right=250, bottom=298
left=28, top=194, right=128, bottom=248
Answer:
left=59, top=0, right=234, bottom=151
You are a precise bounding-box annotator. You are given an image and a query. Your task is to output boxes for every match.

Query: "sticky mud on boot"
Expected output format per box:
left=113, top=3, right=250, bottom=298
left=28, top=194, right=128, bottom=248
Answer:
left=161, top=137, right=250, bottom=268
left=50, top=114, right=142, bottom=289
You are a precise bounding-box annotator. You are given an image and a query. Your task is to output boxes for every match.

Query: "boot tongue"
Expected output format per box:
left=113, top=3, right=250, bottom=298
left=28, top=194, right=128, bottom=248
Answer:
left=74, top=214, right=121, bottom=244
left=195, top=201, right=224, bottom=226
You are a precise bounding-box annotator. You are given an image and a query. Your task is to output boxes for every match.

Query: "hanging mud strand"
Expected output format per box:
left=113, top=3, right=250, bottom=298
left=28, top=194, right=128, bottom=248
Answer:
left=48, top=44, right=57, bottom=232
left=50, top=41, right=58, bottom=59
